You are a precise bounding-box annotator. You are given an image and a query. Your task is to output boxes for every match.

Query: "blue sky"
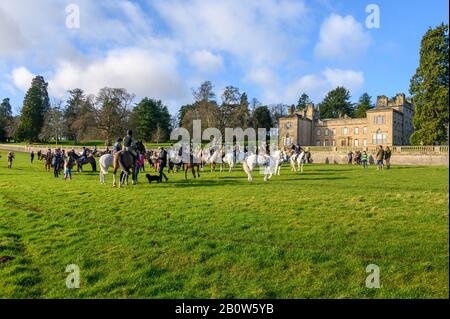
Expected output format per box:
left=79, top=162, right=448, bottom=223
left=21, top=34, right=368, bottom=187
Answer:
left=0, top=0, right=448, bottom=115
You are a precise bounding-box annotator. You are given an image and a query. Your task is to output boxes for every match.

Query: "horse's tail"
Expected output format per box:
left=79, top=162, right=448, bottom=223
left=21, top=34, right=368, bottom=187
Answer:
left=100, top=156, right=109, bottom=175
left=242, top=159, right=251, bottom=175
left=91, top=158, right=97, bottom=172
left=118, top=154, right=130, bottom=175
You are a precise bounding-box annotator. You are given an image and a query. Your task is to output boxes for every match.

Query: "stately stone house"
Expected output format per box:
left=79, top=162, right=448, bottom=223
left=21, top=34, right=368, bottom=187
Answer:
left=278, top=93, right=415, bottom=147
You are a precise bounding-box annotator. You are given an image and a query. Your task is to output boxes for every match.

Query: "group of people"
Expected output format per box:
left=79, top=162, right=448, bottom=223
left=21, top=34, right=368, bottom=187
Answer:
left=376, top=145, right=392, bottom=170
left=347, top=146, right=392, bottom=170
left=41, top=148, right=76, bottom=179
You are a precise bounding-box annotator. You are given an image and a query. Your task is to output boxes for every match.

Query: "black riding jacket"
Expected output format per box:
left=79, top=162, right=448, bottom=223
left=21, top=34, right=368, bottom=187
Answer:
left=123, top=135, right=133, bottom=148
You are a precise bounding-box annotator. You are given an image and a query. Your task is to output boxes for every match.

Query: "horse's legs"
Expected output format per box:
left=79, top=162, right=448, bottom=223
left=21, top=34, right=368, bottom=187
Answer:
left=192, top=167, right=196, bottom=179
left=131, top=168, right=136, bottom=185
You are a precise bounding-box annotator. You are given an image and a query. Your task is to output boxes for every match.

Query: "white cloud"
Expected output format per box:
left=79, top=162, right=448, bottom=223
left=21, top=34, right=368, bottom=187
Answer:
left=323, top=68, right=364, bottom=92
left=284, top=68, right=364, bottom=103
left=11, top=67, right=34, bottom=92
left=47, top=48, right=186, bottom=104
left=314, top=14, right=371, bottom=61
left=153, top=0, right=309, bottom=66
left=245, top=68, right=278, bottom=89
left=189, top=50, right=224, bottom=74
left=244, top=67, right=281, bottom=103
left=0, top=7, right=27, bottom=56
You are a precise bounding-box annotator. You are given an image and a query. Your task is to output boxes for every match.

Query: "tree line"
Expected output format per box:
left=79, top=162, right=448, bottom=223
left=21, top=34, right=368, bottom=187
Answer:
left=0, top=77, right=173, bottom=145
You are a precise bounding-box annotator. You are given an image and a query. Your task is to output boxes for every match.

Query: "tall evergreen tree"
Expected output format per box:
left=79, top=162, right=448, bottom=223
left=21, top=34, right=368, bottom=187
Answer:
left=251, top=106, right=273, bottom=130
left=296, top=93, right=311, bottom=110
left=0, top=98, right=13, bottom=142
left=16, top=76, right=50, bottom=142
left=63, top=88, right=85, bottom=142
left=354, top=93, right=373, bottom=118
left=130, top=98, right=171, bottom=142
left=410, top=23, right=449, bottom=145
left=220, top=86, right=241, bottom=130
left=235, top=92, right=250, bottom=128
left=319, top=87, right=353, bottom=119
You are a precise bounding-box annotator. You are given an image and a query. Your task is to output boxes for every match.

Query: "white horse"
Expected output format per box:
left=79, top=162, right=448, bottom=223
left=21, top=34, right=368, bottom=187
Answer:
left=242, top=150, right=281, bottom=182
left=205, top=147, right=222, bottom=172
left=290, top=151, right=306, bottom=173
left=222, top=150, right=247, bottom=172
left=99, top=154, right=114, bottom=184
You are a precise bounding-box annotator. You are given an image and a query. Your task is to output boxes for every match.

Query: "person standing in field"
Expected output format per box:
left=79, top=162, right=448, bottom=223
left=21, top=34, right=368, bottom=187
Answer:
left=384, top=146, right=392, bottom=169
left=347, top=151, right=353, bottom=164
left=30, top=150, right=35, bottom=164
left=64, top=151, right=75, bottom=180
left=361, top=151, right=369, bottom=168
left=376, top=145, right=384, bottom=171
left=158, top=147, right=169, bottom=182
left=7, top=151, right=15, bottom=169
left=53, top=148, right=62, bottom=178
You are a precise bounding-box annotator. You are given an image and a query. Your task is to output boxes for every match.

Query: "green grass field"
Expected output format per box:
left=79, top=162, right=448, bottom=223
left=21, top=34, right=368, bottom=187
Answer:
left=0, top=151, right=448, bottom=298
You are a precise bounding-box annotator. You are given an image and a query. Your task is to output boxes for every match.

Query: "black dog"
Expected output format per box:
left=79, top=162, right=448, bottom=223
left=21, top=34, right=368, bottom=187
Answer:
left=146, top=173, right=162, bottom=183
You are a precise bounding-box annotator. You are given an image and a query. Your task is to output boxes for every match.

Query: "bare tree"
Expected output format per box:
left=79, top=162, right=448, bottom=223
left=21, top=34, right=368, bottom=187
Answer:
left=39, top=99, right=64, bottom=143
left=95, top=88, right=134, bottom=146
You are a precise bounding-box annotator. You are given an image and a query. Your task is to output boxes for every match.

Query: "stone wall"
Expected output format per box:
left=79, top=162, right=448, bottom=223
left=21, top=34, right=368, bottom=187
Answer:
left=310, top=151, right=449, bottom=166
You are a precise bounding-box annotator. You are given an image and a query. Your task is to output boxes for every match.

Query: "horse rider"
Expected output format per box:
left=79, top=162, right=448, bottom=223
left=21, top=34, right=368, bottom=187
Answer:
left=80, top=146, right=87, bottom=163
left=123, top=129, right=138, bottom=162
left=113, top=138, right=123, bottom=154
left=291, top=143, right=303, bottom=161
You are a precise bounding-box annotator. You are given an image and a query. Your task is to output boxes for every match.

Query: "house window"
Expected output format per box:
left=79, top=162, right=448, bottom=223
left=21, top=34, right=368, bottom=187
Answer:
left=342, top=127, right=348, bottom=135
left=374, top=115, right=385, bottom=124
left=354, top=139, right=359, bottom=147
left=363, top=139, right=367, bottom=146
left=354, top=127, right=359, bottom=135
left=332, top=128, right=336, bottom=136
left=372, top=129, right=387, bottom=145
left=324, top=129, right=329, bottom=136
left=363, top=127, right=367, bottom=134
left=316, top=140, right=321, bottom=146
left=316, top=128, right=321, bottom=136
left=324, top=140, right=329, bottom=146
left=284, top=134, right=291, bottom=146
left=285, top=122, right=291, bottom=129
left=332, top=140, right=336, bottom=146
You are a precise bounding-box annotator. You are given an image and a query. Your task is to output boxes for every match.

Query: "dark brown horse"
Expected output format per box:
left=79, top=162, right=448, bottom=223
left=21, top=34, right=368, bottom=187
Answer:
left=43, top=153, right=53, bottom=172
left=113, top=141, right=146, bottom=187
left=183, top=154, right=201, bottom=180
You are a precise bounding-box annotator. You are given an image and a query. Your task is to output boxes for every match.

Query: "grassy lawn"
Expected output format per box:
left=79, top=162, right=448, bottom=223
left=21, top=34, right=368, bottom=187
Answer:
left=0, top=151, right=448, bottom=298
